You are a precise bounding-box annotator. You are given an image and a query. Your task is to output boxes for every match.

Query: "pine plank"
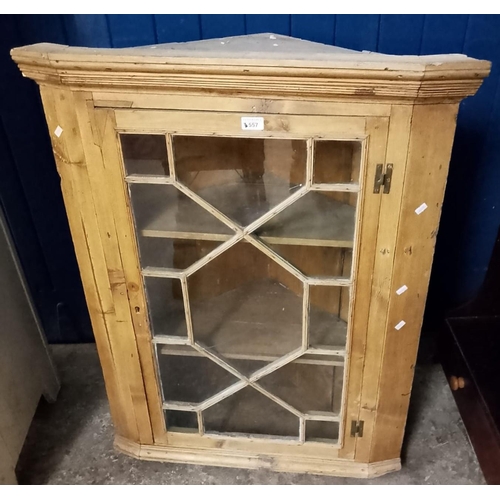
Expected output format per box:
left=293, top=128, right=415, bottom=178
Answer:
left=354, top=105, right=414, bottom=463
left=369, top=104, right=459, bottom=462
left=114, top=110, right=367, bottom=139
left=92, top=92, right=392, bottom=117
left=338, top=116, right=390, bottom=458
left=38, top=86, right=135, bottom=440
left=86, top=104, right=167, bottom=444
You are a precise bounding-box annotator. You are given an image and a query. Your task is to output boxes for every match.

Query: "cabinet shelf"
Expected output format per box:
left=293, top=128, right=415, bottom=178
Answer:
left=140, top=184, right=355, bottom=248
left=159, top=345, right=345, bottom=366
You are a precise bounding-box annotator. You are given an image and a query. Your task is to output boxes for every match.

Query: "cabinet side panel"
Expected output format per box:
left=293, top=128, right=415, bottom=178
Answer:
left=39, top=86, right=156, bottom=444
left=71, top=96, right=156, bottom=445
left=354, top=105, right=414, bottom=462
left=38, top=85, right=132, bottom=439
left=90, top=105, right=166, bottom=444
left=370, top=103, right=459, bottom=462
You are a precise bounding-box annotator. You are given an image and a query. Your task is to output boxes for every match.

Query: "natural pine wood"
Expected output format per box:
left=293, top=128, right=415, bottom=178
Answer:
left=338, top=116, right=390, bottom=459
left=369, top=104, right=460, bottom=462
left=92, top=92, right=393, bottom=116
left=12, top=34, right=490, bottom=478
left=38, top=86, right=138, bottom=440
left=115, top=434, right=401, bottom=478
left=354, top=105, right=414, bottom=462
left=11, top=35, right=489, bottom=102
left=113, top=110, right=367, bottom=138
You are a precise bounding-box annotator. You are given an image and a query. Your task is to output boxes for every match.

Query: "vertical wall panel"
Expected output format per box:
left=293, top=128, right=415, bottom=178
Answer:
left=16, top=14, right=67, bottom=45
left=155, top=15, right=201, bottom=43
left=335, top=15, right=379, bottom=51
left=62, top=14, right=111, bottom=47
left=453, top=15, right=500, bottom=300
left=420, top=15, right=469, bottom=54
left=291, top=15, right=335, bottom=45
left=378, top=14, right=425, bottom=54
left=200, top=15, right=245, bottom=39
left=427, top=15, right=500, bottom=316
left=107, top=14, right=157, bottom=47
left=1, top=14, right=92, bottom=342
left=246, top=15, right=290, bottom=36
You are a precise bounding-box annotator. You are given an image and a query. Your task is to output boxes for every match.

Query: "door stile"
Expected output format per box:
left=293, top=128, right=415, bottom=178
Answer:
left=338, top=116, right=390, bottom=459
left=353, top=106, right=414, bottom=462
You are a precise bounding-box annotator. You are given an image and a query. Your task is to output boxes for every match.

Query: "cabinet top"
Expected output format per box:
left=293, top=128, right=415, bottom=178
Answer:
left=11, top=33, right=491, bottom=103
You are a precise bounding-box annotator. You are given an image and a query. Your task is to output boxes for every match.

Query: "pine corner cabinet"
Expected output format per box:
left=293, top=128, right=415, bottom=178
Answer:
left=11, top=34, right=490, bottom=478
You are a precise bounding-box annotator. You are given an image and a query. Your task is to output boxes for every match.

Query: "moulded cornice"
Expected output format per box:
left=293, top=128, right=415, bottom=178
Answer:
left=11, top=38, right=491, bottom=103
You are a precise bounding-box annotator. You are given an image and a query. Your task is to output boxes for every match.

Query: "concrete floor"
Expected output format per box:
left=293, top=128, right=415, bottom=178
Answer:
left=15, top=343, right=484, bottom=485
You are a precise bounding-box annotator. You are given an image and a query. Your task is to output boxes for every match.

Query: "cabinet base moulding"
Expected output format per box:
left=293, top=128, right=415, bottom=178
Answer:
left=114, top=435, right=401, bottom=478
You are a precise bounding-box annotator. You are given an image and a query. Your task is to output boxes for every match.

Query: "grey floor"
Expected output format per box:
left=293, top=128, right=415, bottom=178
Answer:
left=15, top=342, right=485, bottom=485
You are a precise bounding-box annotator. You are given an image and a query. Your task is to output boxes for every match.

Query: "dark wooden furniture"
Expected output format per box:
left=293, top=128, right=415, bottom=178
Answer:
left=440, top=226, right=500, bottom=485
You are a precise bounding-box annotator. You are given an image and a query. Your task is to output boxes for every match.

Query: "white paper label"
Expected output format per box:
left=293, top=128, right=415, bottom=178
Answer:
left=415, top=203, right=428, bottom=215
left=396, top=285, right=408, bottom=295
left=54, top=125, right=63, bottom=137
left=395, top=320, right=406, bottom=331
left=241, top=117, right=264, bottom=131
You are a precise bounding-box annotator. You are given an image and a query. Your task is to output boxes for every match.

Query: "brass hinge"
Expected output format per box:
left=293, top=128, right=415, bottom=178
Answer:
left=373, top=163, right=393, bottom=194
left=350, top=420, right=364, bottom=437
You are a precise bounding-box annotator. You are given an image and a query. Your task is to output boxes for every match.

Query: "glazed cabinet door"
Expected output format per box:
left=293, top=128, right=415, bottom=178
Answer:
left=98, top=107, right=389, bottom=455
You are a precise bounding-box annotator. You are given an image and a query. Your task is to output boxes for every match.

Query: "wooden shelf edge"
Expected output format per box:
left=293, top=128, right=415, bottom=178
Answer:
left=158, top=344, right=346, bottom=366
left=114, top=435, right=401, bottom=477
left=141, top=229, right=354, bottom=248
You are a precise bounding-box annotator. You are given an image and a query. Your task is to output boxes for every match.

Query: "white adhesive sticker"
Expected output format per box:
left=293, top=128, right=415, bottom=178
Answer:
left=54, top=125, right=63, bottom=138
left=415, top=202, right=428, bottom=215
left=395, top=320, right=406, bottom=331
left=396, top=285, right=408, bottom=295
left=241, top=117, right=264, bottom=131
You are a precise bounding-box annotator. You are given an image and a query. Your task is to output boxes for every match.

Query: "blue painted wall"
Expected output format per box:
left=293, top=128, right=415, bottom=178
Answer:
left=1, top=14, right=499, bottom=341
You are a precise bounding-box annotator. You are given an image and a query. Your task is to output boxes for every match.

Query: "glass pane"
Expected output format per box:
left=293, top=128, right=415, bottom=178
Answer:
left=306, top=421, right=340, bottom=442
left=188, top=241, right=303, bottom=375
left=144, top=277, right=186, bottom=337
left=314, top=140, right=362, bottom=184
left=137, top=236, right=221, bottom=270
left=264, top=245, right=353, bottom=279
left=203, top=386, right=299, bottom=438
left=258, top=360, right=344, bottom=414
left=119, top=132, right=361, bottom=443
left=174, top=136, right=307, bottom=226
left=129, top=183, right=233, bottom=270
left=158, top=345, right=239, bottom=403
left=129, top=183, right=233, bottom=260
left=165, top=410, right=198, bottom=431
left=121, top=134, right=168, bottom=176
left=309, top=286, right=350, bottom=349
left=254, top=192, right=356, bottom=248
